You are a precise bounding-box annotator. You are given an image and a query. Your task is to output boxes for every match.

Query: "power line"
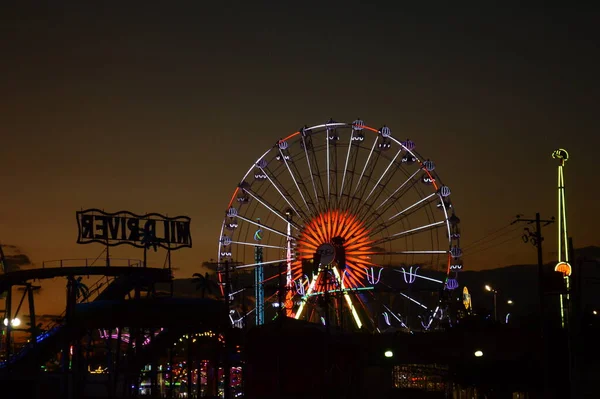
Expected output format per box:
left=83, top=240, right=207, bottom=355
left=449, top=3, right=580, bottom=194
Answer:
left=462, top=223, right=512, bottom=251
left=463, top=224, right=524, bottom=252
left=463, top=233, right=524, bottom=258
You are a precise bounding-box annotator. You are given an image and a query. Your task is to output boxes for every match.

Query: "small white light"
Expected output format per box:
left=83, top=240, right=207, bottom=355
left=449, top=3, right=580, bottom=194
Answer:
left=593, top=310, right=598, bottom=315
left=384, top=350, right=393, bottom=358
left=3, top=318, right=7, bottom=326
left=507, top=300, right=514, bottom=305
left=11, top=318, right=21, bottom=327
left=484, top=285, right=492, bottom=292
left=474, top=350, right=484, bottom=357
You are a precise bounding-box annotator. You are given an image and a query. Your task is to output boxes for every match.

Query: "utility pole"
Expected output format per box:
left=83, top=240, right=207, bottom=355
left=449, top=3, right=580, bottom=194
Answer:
left=512, top=213, right=554, bottom=397
left=512, top=213, right=554, bottom=318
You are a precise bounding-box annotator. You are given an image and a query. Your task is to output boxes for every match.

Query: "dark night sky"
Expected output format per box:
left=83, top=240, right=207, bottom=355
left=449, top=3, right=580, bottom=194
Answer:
left=1, top=3, right=599, bottom=315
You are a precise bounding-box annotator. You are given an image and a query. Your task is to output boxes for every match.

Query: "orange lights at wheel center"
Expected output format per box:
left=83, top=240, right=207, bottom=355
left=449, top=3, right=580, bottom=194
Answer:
left=293, top=209, right=374, bottom=283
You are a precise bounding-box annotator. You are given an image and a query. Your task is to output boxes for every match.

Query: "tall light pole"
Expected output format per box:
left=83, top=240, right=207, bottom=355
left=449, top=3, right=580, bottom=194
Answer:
left=485, top=284, right=497, bottom=322
left=552, top=148, right=571, bottom=329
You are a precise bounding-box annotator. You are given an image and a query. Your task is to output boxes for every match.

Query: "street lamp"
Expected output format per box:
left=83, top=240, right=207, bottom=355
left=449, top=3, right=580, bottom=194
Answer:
left=474, top=350, right=484, bottom=357
left=484, top=285, right=498, bottom=322
left=384, top=350, right=394, bottom=358
left=507, top=299, right=514, bottom=305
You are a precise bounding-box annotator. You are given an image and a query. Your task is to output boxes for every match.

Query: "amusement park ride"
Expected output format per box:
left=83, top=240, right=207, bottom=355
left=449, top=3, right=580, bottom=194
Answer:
left=0, top=210, right=236, bottom=399
left=217, top=119, right=464, bottom=334
left=2, top=118, right=471, bottom=398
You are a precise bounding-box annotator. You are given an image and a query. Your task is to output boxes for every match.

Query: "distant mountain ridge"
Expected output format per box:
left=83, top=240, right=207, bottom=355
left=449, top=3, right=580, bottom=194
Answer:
left=166, top=247, right=600, bottom=317
left=458, top=246, right=600, bottom=316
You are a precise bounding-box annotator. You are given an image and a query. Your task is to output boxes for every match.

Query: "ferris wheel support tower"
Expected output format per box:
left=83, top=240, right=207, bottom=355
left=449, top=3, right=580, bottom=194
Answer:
left=552, top=148, right=571, bottom=329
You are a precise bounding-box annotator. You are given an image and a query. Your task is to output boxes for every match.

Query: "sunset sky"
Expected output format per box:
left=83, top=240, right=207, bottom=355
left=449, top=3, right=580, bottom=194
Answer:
left=1, top=4, right=598, bottom=316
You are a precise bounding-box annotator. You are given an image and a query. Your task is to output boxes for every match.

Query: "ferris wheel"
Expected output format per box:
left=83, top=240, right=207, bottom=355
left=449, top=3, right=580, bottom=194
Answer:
left=217, top=119, right=462, bottom=333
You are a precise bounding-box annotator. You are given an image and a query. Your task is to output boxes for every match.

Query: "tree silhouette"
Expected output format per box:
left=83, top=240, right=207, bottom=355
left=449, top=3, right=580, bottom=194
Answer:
left=139, top=227, right=159, bottom=252
left=74, top=277, right=90, bottom=301
left=192, top=272, right=218, bottom=299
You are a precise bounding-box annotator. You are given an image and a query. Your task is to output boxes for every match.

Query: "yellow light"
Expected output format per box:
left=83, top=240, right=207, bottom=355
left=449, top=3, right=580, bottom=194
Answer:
left=384, top=350, right=393, bottom=358
left=294, top=272, right=319, bottom=320
left=484, top=285, right=492, bottom=292
left=295, top=266, right=363, bottom=330
left=462, top=286, right=472, bottom=310
left=474, top=350, right=484, bottom=357
left=507, top=300, right=514, bottom=305
left=332, top=266, right=363, bottom=329
left=593, top=310, right=598, bottom=315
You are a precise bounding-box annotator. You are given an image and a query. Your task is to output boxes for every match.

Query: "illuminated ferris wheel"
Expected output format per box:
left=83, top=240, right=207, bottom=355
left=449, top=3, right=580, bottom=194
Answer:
left=217, top=119, right=463, bottom=332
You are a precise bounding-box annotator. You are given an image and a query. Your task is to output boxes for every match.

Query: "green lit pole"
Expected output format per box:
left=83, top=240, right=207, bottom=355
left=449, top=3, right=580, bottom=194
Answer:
left=552, top=148, right=571, bottom=329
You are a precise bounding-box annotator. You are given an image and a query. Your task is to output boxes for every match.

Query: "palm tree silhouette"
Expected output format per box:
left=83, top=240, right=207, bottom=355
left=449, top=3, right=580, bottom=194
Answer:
left=139, top=228, right=159, bottom=252
left=74, top=277, right=90, bottom=301
left=192, top=272, right=218, bottom=299
left=138, top=227, right=159, bottom=267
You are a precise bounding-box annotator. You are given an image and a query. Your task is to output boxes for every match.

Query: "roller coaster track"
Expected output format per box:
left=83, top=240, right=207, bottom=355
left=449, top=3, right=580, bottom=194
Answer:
left=0, top=263, right=172, bottom=374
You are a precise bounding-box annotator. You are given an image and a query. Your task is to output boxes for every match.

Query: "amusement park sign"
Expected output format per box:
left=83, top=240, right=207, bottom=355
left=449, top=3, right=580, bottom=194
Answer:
left=76, top=209, right=192, bottom=250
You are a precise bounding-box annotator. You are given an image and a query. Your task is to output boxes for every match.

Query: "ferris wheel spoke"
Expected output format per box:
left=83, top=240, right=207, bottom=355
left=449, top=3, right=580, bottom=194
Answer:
left=399, top=292, right=429, bottom=309
left=242, top=187, right=301, bottom=230
left=355, top=153, right=404, bottom=224
left=236, top=215, right=291, bottom=239
left=331, top=266, right=363, bottom=329
left=278, top=148, right=314, bottom=217
left=363, top=149, right=403, bottom=205
left=363, top=171, right=421, bottom=230
left=326, top=127, right=331, bottom=207
left=382, top=304, right=411, bottom=332
left=310, top=147, right=328, bottom=211
left=236, top=258, right=291, bottom=270
left=339, top=130, right=354, bottom=207
left=390, top=269, right=445, bottom=284
left=436, top=193, right=452, bottom=243
left=388, top=192, right=437, bottom=222
left=259, top=270, right=288, bottom=285
left=235, top=290, right=280, bottom=324
left=259, top=166, right=309, bottom=223
left=301, top=133, right=321, bottom=208
left=351, top=136, right=378, bottom=198
left=373, top=220, right=446, bottom=245
left=347, top=154, right=363, bottom=211
left=304, top=131, right=327, bottom=211
left=349, top=148, right=382, bottom=217
left=287, top=151, right=320, bottom=217
left=231, top=241, right=288, bottom=250
left=376, top=168, right=421, bottom=208
left=360, top=157, right=407, bottom=224
left=331, top=132, right=340, bottom=209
